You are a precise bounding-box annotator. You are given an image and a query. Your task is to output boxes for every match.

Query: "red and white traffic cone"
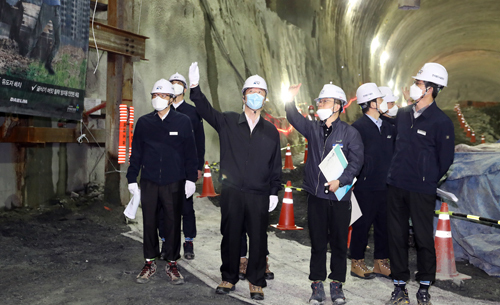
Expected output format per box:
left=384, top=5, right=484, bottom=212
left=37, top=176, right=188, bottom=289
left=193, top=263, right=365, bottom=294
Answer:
left=481, top=134, right=486, bottom=144
left=301, top=139, right=308, bottom=164
left=460, top=118, right=465, bottom=129
left=271, top=181, right=303, bottom=230
left=435, top=202, right=471, bottom=281
left=283, top=144, right=296, bottom=170
left=470, top=132, right=476, bottom=143
left=466, top=127, right=471, bottom=138
left=197, top=161, right=220, bottom=198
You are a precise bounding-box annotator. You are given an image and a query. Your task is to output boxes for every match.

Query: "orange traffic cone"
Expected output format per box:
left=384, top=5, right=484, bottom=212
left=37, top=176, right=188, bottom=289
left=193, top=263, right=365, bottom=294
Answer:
left=197, top=161, right=220, bottom=198
left=301, top=139, right=308, bottom=164
left=481, top=134, right=486, bottom=144
left=466, top=127, right=471, bottom=138
left=460, top=118, right=465, bottom=129
left=347, top=226, right=353, bottom=248
left=271, top=181, right=303, bottom=230
left=471, top=132, right=476, bottom=143
left=283, top=144, right=296, bottom=170
left=435, top=202, right=471, bottom=281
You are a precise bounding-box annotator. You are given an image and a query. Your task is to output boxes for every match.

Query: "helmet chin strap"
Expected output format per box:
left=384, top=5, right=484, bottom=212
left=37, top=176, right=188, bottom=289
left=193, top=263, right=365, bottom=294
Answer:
left=413, top=87, right=430, bottom=105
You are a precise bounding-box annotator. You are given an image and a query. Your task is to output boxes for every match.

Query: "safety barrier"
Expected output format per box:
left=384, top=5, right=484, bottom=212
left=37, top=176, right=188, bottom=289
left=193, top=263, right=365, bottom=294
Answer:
left=435, top=209, right=500, bottom=226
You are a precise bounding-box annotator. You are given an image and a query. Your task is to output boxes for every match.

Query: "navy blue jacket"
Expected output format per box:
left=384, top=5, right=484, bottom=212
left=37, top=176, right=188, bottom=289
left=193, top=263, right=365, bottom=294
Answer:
left=126, top=109, right=198, bottom=185
left=174, top=101, right=205, bottom=171
left=190, top=86, right=282, bottom=196
left=351, top=114, right=396, bottom=191
left=387, top=102, right=455, bottom=195
left=285, top=100, right=364, bottom=201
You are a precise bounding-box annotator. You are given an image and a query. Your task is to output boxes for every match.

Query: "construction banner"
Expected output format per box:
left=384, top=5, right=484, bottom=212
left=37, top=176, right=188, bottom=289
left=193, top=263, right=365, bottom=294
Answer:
left=0, top=0, right=90, bottom=120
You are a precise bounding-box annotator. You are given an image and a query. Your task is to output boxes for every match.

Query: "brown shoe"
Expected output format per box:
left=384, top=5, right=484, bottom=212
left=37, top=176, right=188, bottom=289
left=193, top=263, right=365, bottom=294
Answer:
left=249, top=282, right=264, bottom=300
left=373, top=258, right=391, bottom=278
left=350, top=258, right=376, bottom=279
left=215, top=281, right=235, bottom=294
left=265, top=256, right=274, bottom=280
left=238, top=257, right=248, bottom=280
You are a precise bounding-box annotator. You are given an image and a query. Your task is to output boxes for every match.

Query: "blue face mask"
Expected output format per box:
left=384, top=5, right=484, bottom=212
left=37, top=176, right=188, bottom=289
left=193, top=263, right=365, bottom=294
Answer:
left=245, top=93, right=265, bottom=110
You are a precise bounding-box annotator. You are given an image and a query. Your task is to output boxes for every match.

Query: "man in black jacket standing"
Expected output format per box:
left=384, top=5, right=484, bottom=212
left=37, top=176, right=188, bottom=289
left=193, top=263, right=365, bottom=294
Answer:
left=154, top=72, right=205, bottom=261
left=127, top=79, right=198, bottom=285
left=188, top=62, right=281, bottom=301
left=285, top=83, right=364, bottom=305
left=350, top=83, right=396, bottom=280
left=385, top=63, right=454, bottom=305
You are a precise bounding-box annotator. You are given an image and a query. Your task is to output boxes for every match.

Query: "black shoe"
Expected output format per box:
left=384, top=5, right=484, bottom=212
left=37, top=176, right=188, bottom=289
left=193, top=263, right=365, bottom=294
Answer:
left=416, top=289, right=432, bottom=305
left=265, top=256, right=274, bottom=280
left=385, top=286, right=410, bottom=305
left=330, top=282, right=346, bottom=305
left=45, top=62, right=55, bottom=75
left=309, top=281, right=326, bottom=304
left=183, top=241, right=195, bottom=260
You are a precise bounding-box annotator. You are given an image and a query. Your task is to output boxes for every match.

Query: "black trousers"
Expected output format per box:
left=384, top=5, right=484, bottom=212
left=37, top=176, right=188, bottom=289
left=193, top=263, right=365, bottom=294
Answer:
left=220, top=185, right=268, bottom=287
left=350, top=189, right=389, bottom=260
left=141, top=179, right=183, bottom=261
left=240, top=230, right=269, bottom=257
left=158, top=194, right=197, bottom=241
left=308, top=194, right=351, bottom=282
left=387, top=184, right=436, bottom=282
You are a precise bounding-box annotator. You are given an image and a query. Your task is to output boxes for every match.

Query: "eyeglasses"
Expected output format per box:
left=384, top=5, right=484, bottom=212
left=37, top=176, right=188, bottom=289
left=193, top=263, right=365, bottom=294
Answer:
left=151, top=93, right=171, bottom=99
left=316, top=99, right=341, bottom=106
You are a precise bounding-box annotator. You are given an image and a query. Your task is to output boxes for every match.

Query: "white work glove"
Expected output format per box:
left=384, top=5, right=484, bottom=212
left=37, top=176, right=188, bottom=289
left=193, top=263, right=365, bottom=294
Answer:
left=185, top=180, right=196, bottom=198
left=128, top=182, right=139, bottom=195
left=189, top=62, right=200, bottom=88
left=269, top=195, right=279, bottom=212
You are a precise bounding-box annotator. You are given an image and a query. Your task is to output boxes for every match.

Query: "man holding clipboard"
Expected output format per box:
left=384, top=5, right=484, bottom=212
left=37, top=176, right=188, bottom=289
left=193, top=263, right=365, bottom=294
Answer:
left=285, top=83, right=364, bottom=305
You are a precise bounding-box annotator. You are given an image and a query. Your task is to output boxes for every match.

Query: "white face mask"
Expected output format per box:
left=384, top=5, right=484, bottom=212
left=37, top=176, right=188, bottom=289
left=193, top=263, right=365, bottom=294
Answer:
left=172, top=84, right=184, bottom=96
left=410, top=84, right=426, bottom=101
left=379, top=100, right=388, bottom=113
left=152, top=96, right=169, bottom=111
left=388, top=105, right=398, bottom=117
left=316, top=108, right=333, bottom=121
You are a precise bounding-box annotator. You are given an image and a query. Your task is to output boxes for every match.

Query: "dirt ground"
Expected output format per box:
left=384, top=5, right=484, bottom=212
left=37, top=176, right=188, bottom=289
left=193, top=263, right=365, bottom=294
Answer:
left=0, top=186, right=248, bottom=305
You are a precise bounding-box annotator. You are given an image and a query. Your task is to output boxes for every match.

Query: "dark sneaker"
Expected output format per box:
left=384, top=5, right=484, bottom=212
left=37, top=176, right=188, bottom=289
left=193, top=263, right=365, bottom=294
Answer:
left=385, top=286, right=410, bottom=305
left=165, top=261, right=184, bottom=285
left=249, top=282, right=264, bottom=300
left=416, top=289, right=432, bottom=305
left=330, top=282, right=346, bottom=305
left=136, top=260, right=157, bottom=284
left=265, top=256, right=274, bottom=280
left=183, top=241, right=195, bottom=260
left=45, top=62, right=55, bottom=75
left=309, top=281, right=326, bottom=304
left=215, top=281, right=235, bottom=294
left=238, top=257, right=248, bottom=280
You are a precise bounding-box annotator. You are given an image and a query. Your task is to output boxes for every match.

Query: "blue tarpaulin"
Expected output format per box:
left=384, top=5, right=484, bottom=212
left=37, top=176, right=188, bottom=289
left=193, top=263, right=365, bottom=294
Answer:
left=437, top=151, right=500, bottom=276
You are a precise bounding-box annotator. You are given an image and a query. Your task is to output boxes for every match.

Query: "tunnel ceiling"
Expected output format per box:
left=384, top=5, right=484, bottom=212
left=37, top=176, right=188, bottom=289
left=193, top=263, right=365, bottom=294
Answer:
left=268, top=0, right=500, bottom=107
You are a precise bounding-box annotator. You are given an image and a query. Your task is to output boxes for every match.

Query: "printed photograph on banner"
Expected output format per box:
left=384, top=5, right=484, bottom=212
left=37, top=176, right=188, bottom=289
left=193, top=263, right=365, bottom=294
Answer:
left=0, top=0, right=90, bottom=120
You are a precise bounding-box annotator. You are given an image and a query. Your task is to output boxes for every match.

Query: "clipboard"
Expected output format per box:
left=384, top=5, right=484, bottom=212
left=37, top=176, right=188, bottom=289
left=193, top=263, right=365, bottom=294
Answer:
left=318, top=144, right=355, bottom=200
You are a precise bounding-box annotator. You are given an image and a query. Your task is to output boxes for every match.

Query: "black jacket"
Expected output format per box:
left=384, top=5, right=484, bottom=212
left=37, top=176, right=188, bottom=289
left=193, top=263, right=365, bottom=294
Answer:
left=285, top=100, right=364, bottom=201
left=387, top=102, right=455, bottom=195
left=174, top=101, right=205, bottom=171
left=126, top=109, right=198, bottom=185
left=351, top=114, right=396, bottom=191
left=190, top=86, right=282, bottom=196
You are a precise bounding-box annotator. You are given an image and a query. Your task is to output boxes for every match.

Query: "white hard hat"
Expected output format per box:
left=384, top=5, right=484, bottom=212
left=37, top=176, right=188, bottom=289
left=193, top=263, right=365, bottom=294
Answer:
left=151, top=79, right=174, bottom=95
left=412, top=63, right=448, bottom=87
left=241, top=75, right=268, bottom=95
left=356, top=83, right=384, bottom=104
left=168, top=72, right=187, bottom=88
left=379, top=86, right=399, bottom=103
left=314, top=82, right=347, bottom=105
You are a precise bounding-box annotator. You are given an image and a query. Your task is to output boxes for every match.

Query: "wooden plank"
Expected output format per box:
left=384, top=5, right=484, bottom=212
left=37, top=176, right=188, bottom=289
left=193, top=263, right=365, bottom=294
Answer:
left=0, top=126, right=106, bottom=144
left=89, top=21, right=148, bottom=60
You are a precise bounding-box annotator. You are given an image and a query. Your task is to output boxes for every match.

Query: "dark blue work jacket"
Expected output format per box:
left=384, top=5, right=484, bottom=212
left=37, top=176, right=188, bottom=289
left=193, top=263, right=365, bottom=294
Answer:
left=174, top=101, right=206, bottom=171
left=387, top=102, right=455, bottom=195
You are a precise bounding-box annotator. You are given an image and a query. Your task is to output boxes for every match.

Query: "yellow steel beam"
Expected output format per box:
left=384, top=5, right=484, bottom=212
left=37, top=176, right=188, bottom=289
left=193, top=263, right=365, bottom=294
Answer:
left=89, top=21, right=148, bottom=60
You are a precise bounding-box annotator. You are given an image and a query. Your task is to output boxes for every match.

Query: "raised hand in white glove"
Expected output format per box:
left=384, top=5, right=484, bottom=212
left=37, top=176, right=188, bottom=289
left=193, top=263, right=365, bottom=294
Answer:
left=189, top=62, right=200, bottom=88
left=269, top=195, right=279, bottom=212
left=185, top=180, right=196, bottom=198
left=128, top=182, right=139, bottom=195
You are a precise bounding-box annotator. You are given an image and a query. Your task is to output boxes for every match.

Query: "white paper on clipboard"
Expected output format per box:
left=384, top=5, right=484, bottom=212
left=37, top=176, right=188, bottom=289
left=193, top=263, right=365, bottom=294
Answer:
left=350, top=193, right=362, bottom=226
left=318, top=144, right=348, bottom=182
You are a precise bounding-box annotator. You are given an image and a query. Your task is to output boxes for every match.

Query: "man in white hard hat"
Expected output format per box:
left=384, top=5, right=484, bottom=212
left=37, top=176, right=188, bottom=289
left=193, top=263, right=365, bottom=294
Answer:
left=285, top=83, right=364, bottom=305
left=156, top=72, right=205, bottom=261
left=379, top=86, right=400, bottom=118
left=188, top=62, right=281, bottom=301
left=385, top=63, right=455, bottom=305
left=350, top=83, right=396, bottom=281
left=126, top=79, right=198, bottom=285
